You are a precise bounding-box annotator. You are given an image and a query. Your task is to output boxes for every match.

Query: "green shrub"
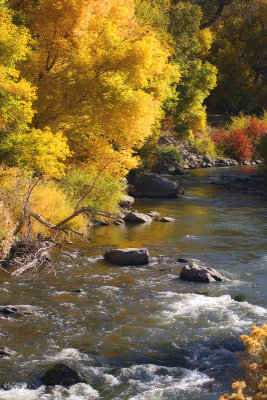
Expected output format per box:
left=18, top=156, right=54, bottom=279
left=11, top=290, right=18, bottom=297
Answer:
left=191, top=136, right=217, bottom=158
left=156, top=145, right=182, bottom=164
left=60, top=167, right=126, bottom=214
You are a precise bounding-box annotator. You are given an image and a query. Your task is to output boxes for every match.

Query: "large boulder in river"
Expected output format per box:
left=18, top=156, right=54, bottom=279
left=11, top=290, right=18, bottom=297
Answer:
left=41, top=364, right=86, bottom=387
left=128, top=173, right=184, bottom=199
left=124, top=211, right=152, bottom=224
left=180, top=262, right=231, bottom=283
left=104, top=248, right=149, bottom=265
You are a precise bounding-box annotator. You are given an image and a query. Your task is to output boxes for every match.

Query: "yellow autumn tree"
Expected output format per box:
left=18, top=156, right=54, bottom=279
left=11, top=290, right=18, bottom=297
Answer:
left=21, top=0, right=179, bottom=177
left=0, top=0, right=70, bottom=178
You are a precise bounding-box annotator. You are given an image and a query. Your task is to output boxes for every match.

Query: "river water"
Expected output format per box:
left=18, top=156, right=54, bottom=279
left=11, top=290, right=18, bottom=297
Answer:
left=0, top=166, right=266, bottom=400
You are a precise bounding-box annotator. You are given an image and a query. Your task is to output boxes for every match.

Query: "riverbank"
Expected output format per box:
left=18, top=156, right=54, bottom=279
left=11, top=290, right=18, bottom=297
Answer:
left=0, top=166, right=266, bottom=400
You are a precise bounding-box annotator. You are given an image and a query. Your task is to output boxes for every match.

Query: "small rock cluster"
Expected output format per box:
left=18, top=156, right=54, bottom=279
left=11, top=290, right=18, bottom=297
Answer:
left=93, top=173, right=183, bottom=227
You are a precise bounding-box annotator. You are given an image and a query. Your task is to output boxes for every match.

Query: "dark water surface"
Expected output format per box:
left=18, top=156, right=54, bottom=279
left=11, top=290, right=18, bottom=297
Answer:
left=0, top=166, right=266, bottom=399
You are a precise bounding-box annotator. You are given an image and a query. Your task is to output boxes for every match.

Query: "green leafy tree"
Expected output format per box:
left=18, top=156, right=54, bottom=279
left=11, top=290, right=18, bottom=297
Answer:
left=207, top=0, right=267, bottom=114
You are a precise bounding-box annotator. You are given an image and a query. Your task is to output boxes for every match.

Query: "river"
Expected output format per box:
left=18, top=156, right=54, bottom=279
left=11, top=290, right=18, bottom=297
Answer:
left=0, top=166, right=266, bottom=400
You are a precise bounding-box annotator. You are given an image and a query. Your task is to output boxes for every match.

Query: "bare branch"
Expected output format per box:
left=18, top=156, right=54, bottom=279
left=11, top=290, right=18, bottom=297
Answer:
left=56, top=207, right=116, bottom=228
left=74, top=161, right=112, bottom=212
left=13, top=177, right=40, bottom=236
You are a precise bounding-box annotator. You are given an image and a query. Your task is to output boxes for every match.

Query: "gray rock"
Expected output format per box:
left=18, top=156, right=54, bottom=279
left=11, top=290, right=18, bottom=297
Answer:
left=174, top=166, right=185, bottom=175
left=148, top=211, right=161, bottom=218
left=104, top=248, right=149, bottom=266
left=124, top=211, right=152, bottom=224
left=158, top=217, right=175, bottom=222
left=203, top=155, right=212, bottom=163
left=215, top=159, right=228, bottom=167
left=119, top=195, right=135, bottom=209
left=114, top=219, right=125, bottom=225
left=41, top=364, right=86, bottom=387
left=129, top=173, right=184, bottom=199
left=180, top=262, right=231, bottom=283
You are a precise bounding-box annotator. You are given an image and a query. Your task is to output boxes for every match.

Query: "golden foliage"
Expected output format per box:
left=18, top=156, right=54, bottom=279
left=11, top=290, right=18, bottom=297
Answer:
left=22, top=0, right=179, bottom=177
left=0, top=168, right=87, bottom=238
left=0, top=200, right=15, bottom=258
left=220, top=325, right=267, bottom=400
left=0, top=0, right=70, bottom=178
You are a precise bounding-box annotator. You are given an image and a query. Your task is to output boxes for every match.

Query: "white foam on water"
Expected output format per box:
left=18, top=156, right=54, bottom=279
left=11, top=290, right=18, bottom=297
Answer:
left=103, top=373, right=120, bottom=386
left=0, top=386, right=39, bottom=400
left=68, top=383, right=99, bottom=399
left=98, top=285, right=121, bottom=293
left=161, top=294, right=266, bottom=331
left=156, top=291, right=178, bottom=298
left=85, top=255, right=102, bottom=263
left=124, top=365, right=212, bottom=400
left=46, top=348, right=90, bottom=362
left=0, top=383, right=99, bottom=400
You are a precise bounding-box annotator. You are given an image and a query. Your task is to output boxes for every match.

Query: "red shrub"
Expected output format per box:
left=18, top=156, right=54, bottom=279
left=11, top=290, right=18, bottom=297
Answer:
left=245, top=117, right=267, bottom=143
left=224, top=129, right=254, bottom=161
left=211, top=116, right=266, bottom=161
left=212, top=127, right=226, bottom=144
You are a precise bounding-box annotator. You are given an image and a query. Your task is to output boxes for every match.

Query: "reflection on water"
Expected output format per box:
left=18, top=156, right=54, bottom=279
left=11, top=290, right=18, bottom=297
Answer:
left=0, top=166, right=266, bottom=400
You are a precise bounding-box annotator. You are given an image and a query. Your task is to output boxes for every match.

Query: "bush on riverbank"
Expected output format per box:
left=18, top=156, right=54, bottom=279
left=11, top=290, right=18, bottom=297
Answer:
left=155, top=146, right=182, bottom=165
left=60, top=168, right=126, bottom=215
left=212, top=114, right=267, bottom=161
left=190, top=126, right=218, bottom=158
left=220, top=324, right=267, bottom=400
left=0, top=168, right=87, bottom=242
left=0, top=165, right=126, bottom=256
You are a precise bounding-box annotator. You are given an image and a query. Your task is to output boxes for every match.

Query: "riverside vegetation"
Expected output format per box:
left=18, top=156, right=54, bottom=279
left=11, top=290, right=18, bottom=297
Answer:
left=0, top=0, right=267, bottom=398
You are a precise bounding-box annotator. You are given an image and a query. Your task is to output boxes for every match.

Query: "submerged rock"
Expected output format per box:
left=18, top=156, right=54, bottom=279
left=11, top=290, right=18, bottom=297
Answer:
left=104, top=248, right=149, bottom=266
left=177, top=258, right=189, bottom=263
left=71, top=289, right=84, bottom=294
left=0, top=347, right=12, bottom=358
left=0, top=306, right=33, bottom=319
left=158, top=217, right=175, bottom=222
left=128, top=173, right=184, bottom=199
left=124, top=211, right=152, bottom=224
left=231, top=294, right=247, bottom=303
left=180, top=262, right=231, bottom=283
left=41, top=364, right=87, bottom=387
left=0, top=307, right=19, bottom=316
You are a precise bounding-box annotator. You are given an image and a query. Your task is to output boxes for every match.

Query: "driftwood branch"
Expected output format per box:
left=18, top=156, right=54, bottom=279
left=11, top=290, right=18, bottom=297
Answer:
left=28, top=207, right=116, bottom=244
